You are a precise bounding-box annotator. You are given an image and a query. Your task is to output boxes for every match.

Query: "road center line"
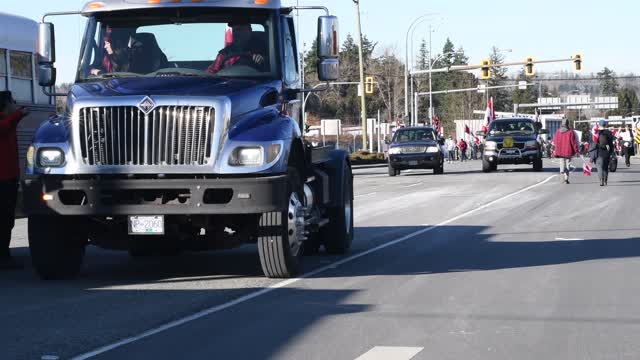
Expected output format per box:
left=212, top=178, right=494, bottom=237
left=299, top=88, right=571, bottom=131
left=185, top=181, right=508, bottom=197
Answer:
left=355, top=346, right=424, bottom=360
left=404, top=182, right=422, bottom=188
left=72, top=174, right=556, bottom=360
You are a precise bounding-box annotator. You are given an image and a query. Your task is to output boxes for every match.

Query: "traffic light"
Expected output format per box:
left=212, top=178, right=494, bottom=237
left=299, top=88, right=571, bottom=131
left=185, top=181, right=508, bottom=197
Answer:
left=524, top=57, right=535, bottom=77
left=480, top=59, right=491, bottom=80
left=573, top=54, right=583, bottom=73
left=365, top=76, right=374, bottom=94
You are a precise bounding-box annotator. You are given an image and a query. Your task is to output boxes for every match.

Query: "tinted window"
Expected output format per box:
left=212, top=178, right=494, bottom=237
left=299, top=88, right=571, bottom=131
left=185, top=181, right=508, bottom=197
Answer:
left=489, top=121, right=535, bottom=135
left=393, top=129, right=436, bottom=142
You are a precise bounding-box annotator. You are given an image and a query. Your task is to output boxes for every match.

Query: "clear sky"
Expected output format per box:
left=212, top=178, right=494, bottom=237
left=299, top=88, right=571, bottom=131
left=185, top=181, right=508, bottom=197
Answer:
left=5, top=0, right=638, bottom=84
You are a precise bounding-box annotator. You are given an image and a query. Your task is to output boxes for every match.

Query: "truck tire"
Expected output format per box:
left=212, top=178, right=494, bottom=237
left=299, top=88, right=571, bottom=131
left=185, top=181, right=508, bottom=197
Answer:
left=388, top=164, right=397, bottom=177
left=482, top=159, right=493, bottom=173
left=533, top=157, right=543, bottom=172
left=258, top=168, right=304, bottom=278
left=434, top=159, right=444, bottom=174
left=28, top=216, right=87, bottom=280
left=322, top=163, right=354, bottom=254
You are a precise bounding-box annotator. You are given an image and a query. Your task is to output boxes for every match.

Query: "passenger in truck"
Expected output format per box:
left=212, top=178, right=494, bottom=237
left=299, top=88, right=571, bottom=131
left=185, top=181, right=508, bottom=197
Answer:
left=206, top=20, right=268, bottom=74
left=90, top=27, right=134, bottom=76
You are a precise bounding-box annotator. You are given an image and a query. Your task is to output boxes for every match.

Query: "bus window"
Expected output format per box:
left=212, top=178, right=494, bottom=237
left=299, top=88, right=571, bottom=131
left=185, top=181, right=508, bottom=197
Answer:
left=10, top=51, right=33, bottom=103
left=0, top=49, right=6, bottom=91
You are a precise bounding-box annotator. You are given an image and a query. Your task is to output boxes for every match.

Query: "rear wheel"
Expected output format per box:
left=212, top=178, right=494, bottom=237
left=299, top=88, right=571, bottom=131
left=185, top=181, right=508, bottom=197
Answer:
left=322, top=163, right=354, bottom=255
left=29, top=216, right=87, bottom=280
left=258, top=168, right=304, bottom=278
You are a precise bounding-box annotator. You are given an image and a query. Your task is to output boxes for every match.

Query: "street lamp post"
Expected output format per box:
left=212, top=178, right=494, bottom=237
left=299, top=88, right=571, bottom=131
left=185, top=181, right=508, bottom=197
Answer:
left=404, top=14, right=436, bottom=121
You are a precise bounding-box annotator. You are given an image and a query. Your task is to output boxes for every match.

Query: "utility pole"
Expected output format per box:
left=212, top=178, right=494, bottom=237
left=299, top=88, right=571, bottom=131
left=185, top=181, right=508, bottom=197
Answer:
left=353, top=0, right=367, bottom=150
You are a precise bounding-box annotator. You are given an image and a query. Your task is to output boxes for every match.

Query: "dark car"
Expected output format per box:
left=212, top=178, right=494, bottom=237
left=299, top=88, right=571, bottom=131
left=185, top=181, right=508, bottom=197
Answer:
left=478, top=118, right=548, bottom=173
left=387, top=127, right=445, bottom=176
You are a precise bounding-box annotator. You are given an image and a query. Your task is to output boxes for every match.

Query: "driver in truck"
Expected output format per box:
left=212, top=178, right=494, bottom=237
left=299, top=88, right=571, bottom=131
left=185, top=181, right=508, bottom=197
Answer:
left=90, top=27, right=134, bottom=75
left=207, top=20, right=267, bottom=74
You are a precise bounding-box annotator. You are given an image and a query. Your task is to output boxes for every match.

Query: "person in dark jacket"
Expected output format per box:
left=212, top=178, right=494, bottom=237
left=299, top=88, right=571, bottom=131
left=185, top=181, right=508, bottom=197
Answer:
left=90, top=27, right=134, bottom=76
left=553, top=118, right=579, bottom=184
left=0, top=92, right=28, bottom=269
left=592, top=119, right=615, bottom=186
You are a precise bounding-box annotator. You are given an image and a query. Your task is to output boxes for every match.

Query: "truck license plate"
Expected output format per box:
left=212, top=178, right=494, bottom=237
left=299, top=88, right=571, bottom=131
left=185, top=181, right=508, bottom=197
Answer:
left=408, top=160, right=419, bottom=166
left=505, top=149, right=517, bottom=155
left=129, top=216, right=164, bottom=235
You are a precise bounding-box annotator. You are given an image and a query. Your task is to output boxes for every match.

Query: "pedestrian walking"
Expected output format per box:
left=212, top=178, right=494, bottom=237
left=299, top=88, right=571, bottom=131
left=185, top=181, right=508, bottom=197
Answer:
left=0, top=91, right=28, bottom=269
left=553, top=118, right=579, bottom=184
left=458, top=139, right=468, bottom=162
left=445, top=136, right=456, bottom=163
left=589, top=119, right=615, bottom=187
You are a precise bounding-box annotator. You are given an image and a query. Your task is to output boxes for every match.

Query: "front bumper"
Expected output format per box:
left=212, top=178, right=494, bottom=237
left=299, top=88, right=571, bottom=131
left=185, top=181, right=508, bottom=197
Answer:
left=389, top=153, right=442, bottom=169
left=483, top=149, right=540, bottom=165
left=22, top=175, right=288, bottom=216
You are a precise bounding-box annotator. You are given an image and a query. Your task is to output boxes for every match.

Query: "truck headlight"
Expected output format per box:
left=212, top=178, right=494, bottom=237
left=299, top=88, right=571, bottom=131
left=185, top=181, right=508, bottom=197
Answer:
left=26, top=146, right=35, bottom=167
left=229, top=147, right=263, bottom=167
left=525, top=140, right=538, bottom=149
left=37, top=148, right=65, bottom=168
left=426, top=146, right=439, bottom=153
left=389, top=147, right=401, bottom=155
left=485, top=141, right=497, bottom=151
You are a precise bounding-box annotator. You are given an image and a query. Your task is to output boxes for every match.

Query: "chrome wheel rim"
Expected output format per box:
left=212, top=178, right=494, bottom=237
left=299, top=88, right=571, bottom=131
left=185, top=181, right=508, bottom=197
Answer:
left=287, top=192, right=304, bottom=257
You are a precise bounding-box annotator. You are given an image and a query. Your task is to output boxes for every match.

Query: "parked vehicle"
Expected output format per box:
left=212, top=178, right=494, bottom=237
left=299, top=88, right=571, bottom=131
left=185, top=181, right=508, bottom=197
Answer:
left=23, top=0, right=352, bottom=280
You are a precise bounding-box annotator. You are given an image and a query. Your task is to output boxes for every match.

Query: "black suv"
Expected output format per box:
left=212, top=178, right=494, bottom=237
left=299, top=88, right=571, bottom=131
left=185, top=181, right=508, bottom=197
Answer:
left=387, top=126, right=445, bottom=176
left=477, top=118, right=548, bottom=173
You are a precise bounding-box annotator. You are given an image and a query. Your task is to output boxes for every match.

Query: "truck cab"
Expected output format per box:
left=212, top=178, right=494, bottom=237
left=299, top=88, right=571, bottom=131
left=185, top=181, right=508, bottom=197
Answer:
left=23, top=0, right=353, bottom=280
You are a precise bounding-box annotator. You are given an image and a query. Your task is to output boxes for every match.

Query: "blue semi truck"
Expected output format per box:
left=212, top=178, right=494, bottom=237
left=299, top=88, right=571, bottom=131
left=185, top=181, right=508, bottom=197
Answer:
left=23, top=0, right=353, bottom=280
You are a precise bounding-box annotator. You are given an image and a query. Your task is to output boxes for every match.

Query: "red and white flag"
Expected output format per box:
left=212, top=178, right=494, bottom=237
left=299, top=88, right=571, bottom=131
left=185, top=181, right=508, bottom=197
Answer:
left=484, top=97, right=496, bottom=125
left=224, top=26, right=234, bottom=47
left=582, top=156, right=593, bottom=176
left=591, top=124, right=599, bottom=143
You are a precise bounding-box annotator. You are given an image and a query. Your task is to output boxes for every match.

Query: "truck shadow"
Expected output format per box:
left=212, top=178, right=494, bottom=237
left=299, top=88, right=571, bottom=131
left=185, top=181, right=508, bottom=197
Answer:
left=4, top=224, right=640, bottom=359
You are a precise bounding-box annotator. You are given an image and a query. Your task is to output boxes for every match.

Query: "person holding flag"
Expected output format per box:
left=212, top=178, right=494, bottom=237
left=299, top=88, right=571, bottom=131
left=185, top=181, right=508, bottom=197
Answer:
left=553, top=118, right=579, bottom=184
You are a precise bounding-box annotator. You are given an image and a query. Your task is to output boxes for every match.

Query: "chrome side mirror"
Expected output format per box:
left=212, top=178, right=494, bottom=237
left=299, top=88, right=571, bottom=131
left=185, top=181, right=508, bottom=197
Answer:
left=37, top=22, right=57, bottom=86
left=317, top=15, right=339, bottom=82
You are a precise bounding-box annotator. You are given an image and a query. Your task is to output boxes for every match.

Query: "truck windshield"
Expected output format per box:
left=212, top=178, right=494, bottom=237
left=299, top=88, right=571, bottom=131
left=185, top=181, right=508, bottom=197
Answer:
left=489, top=121, right=535, bottom=135
left=393, top=129, right=436, bottom=142
left=77, top=9, right=277, bottom=81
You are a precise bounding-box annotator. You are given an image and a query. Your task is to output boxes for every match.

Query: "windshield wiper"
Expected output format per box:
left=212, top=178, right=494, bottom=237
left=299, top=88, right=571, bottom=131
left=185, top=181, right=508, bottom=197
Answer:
left=153, top=71, right=214, bottom=77
left=91, top=72, right=142, bottom=79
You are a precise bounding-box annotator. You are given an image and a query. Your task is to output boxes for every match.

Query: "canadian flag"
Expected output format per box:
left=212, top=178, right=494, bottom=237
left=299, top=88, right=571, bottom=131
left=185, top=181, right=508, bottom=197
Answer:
left=582, top=156, right=593, bottom=176
left=224, top=26, right=234, bottom=47
left=591, top=124, right=599, bottom=143
left=485, top=97, right=496, bottom=125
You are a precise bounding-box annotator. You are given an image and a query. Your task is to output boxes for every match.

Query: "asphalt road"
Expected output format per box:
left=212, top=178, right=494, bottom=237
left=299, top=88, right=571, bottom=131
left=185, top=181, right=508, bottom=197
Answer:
left=3, top=158, right=640, bottom=359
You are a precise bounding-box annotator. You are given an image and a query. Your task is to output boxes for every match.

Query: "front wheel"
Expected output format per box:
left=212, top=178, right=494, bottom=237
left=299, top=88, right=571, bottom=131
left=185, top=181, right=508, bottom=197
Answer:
left=388, top=163, right=397, bottom=177
left=434, top=159, right=444, bottom=175
left=482, top=159, right=493, bottom=173
left=533, top=157, right=543, bottom=172
left=258, top=168, right=304, bottom=278
left=322, top=163, right=354, bottom=255
left=29, top=216, right=87, bottom=280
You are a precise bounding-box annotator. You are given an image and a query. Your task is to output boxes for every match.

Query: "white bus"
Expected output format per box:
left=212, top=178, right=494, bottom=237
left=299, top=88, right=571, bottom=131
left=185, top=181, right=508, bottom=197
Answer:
left=1, top=12, right=56, bottom=212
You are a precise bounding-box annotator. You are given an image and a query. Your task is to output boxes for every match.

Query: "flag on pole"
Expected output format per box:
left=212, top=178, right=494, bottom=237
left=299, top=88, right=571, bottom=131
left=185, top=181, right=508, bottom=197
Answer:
left=582, top=156, right=592, bottom=176
left=484, top=97, right=495, bottom=125
left=433, top=116, right=442, bottom=136
left=465, top=124, right=471, bottom=135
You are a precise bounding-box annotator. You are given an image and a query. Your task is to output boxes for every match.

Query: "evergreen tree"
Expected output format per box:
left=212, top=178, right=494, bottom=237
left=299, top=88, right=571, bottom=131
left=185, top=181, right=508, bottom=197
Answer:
left=597, top=67, right=619, bottom=95
left=617, top=87, right=639, bottom=116
left=488, top=46, right=511, bottom=112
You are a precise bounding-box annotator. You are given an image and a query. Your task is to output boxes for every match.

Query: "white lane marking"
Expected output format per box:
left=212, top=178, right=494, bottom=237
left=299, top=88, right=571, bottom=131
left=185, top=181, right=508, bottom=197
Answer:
left=355, top=192, right=378, bottom=199
left=404, top=182, right=422, bottom=188
left=555, top=237, right=584, bottom=241
left=73, top=174, right=556, bottom=360
left=355, top=346, right=424, bottom=360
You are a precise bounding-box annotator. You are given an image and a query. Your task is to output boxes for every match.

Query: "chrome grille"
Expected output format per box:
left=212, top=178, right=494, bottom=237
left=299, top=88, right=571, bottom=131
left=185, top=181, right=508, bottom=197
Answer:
left=78, top=106, right=214, bottom=166
left=399, top=146, right=427, bottom=154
